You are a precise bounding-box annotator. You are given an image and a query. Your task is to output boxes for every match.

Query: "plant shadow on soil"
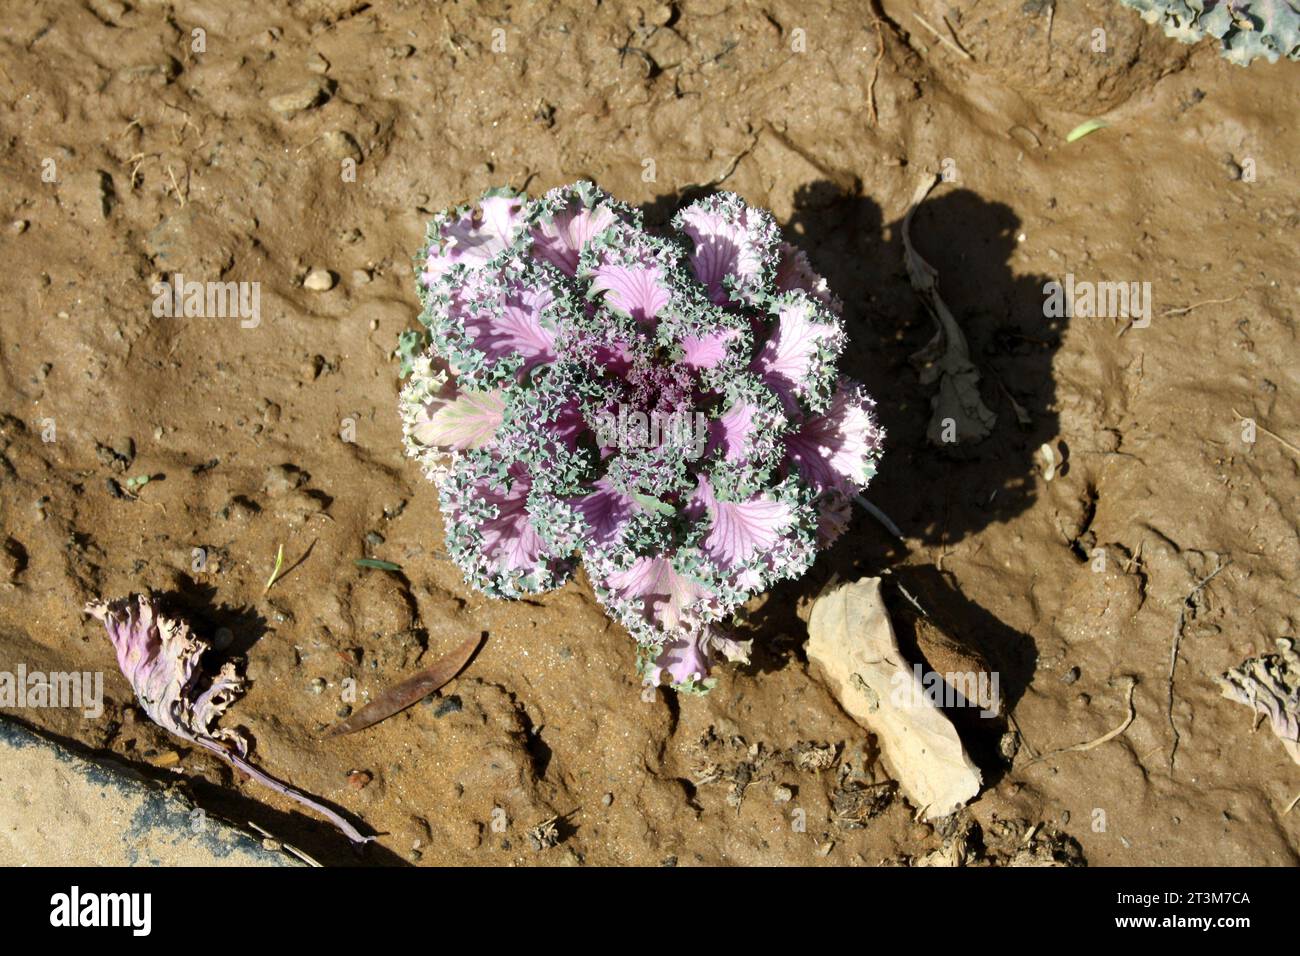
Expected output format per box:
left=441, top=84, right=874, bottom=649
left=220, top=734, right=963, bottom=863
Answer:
left=158, top=578, right=268, bottom=659
left=646, top=180, right=1064, bottom=783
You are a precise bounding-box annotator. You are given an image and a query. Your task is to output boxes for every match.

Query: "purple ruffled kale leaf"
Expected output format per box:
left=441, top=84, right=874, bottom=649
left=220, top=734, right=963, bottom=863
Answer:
left=86, top=594, right=373, bottom=844
left=1216, top=639, right=1300, bottom=764
left=398, top=181, right=885, bottom=692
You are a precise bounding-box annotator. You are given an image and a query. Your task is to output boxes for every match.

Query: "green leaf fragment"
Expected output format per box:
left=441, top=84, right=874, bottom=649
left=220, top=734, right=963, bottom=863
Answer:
left=1066, top=120, right=1108, bottom=143
left=263, top=543, right=286, bottom=594
left=355, top=558, right=403, bottom=571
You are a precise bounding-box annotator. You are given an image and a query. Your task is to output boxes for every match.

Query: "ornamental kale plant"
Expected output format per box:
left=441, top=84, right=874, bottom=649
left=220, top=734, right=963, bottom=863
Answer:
left=398, top=182, right=884, bottom=692
left=1120, top=0, right=1300, bottom=65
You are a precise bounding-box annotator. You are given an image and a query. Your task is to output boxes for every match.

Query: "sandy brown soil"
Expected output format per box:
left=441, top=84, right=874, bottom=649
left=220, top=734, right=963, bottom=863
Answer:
left=0, top=0, right=1297, bottom=866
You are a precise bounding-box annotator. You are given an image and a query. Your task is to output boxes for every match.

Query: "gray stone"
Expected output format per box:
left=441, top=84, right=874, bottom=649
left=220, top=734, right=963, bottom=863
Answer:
left=0, top=719, right=299, bottom=866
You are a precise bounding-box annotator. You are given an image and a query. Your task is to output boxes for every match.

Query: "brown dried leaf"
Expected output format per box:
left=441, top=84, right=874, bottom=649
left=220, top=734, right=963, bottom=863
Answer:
left=326, top=632, right=484, bottom=737
left=806, top=577, right=982, bottom=820
left=902, top=174, right=998, bottom=446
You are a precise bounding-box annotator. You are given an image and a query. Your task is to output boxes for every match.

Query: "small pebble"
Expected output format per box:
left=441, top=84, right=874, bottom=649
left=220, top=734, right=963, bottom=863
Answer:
left=347, top=770, right=373, bottom=790
left=269, top=79, right=330, bottom=114
left=309, top=677, right=326, bottom=694
left=321, top=130, right=362, bottom=162
left=263, top=463, right=306, bottom=497
left=601, top=792, right=614, bottom=807
left=773, top=785, right=794, bottom=803
left=999, top=731, right=1020, bottom=762
left=0, top=543, right=21, bottom=583
left=303, top=268, right=336, bottom=292
left=336, top=704, right=353, bottom=718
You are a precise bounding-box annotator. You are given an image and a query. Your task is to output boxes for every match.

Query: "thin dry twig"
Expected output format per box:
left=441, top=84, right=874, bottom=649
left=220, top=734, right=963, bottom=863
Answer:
left=126, top=149, right=163, bottom=190
left=941, top=14, right=972, bottom=56
left=1160, top=294, right=1240, bottom=317
left=1028, top=677, right=1137, bottom=765
left=868, top=17, right=886, bottom=125
left=127, top=153, right=146, bottom=188
left=1232, top=408, right=1300, bottom=458
left=895, top=582, right=928, bottom=617
left=166, top=164, right=186, bottom=207
left=913, top=13, right=973, bottom=60
left=247, top=821, right=322, bottom=867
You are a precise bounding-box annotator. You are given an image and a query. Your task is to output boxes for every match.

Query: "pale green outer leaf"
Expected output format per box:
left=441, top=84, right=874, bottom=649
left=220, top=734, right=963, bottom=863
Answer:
left=414, top=389, right=506, bottom=450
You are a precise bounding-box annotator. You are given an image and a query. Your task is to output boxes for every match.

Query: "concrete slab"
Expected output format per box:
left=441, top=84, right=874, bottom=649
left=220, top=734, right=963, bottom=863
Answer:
left=0, top=718, right=299, bottom=866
